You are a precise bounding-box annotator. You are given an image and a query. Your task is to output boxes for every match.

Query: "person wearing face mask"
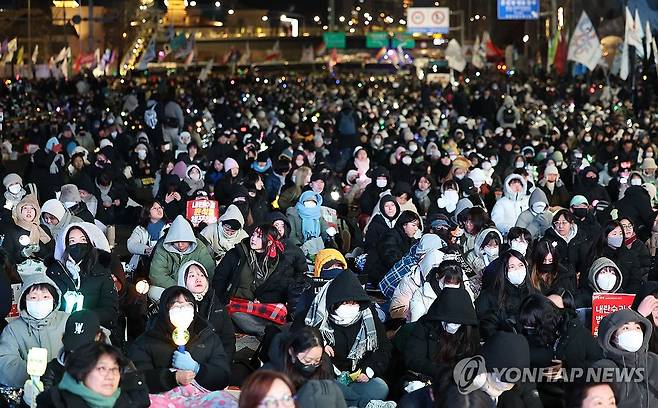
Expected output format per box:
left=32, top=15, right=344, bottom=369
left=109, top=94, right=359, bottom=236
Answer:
left=177, top=261, right=235, bottom=363
left=519, top=294, right=603, bottom=407
left=58, top=184, right=95, bottom=224
left=574, top=167, right=612, bottom=212
left=363, top=195, right=400, bottom=253
left=515, top=188, right=553, bottom=239
left=129, top=287, right=231, bottom=401
left=466, top=228, right=503, bottom=287
left=491, top=174, right=529, bottom=236
left=47, top=223, right=119, bottom=333
left=592, top=309, right=658, bottom=408
left=640, top=157, right=657, bottom=184
left=287, top=190, right=329, bottom=257
left=304, top=270, right=394, bottom=408
left=538, top=165, right=570, bottom=210
left=477, top=331, right=543, bottom=408
left=359, top=167, right=392, bottom=216
left=182, top=164, right=205, bottom=197
left=575, top=258, right=623, bottom=310
left=529, top=240, right=576, bottom=294
left=0, top=273, right=68, bottom=387
left=1, top=173, right=27, bottom=221
left=213, top=156, right=243, bottom=207
left=476, top=250, right=535, bottom=340
left=201, top=204, right=249, bottom=263
left=405, top=286, right=480, bottom=384
left=567, top=195, right=603, bottom=242
left=366, top=210, right=420, bottom=285
left=2, top=194, right=53, bottom=264
left=616, top=183, right=656, bottom=242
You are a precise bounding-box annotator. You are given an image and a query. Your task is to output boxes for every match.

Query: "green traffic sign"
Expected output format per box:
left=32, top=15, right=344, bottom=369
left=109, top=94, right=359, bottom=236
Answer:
left=366, top=32, right=389, bottom=48
left=323, top=32, right=346, bottom=49
left=393, top=33, right=415, bottom=49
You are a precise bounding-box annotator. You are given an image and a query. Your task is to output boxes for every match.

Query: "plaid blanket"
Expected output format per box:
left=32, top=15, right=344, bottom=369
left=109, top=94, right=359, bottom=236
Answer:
left=226, top=297, right=287, bottom=324
left=379, top=243, right=420, bottom=299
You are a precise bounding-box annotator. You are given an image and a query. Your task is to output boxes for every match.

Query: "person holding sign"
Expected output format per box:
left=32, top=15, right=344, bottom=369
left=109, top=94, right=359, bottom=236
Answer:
left=0, top=273, right=67, bottom=387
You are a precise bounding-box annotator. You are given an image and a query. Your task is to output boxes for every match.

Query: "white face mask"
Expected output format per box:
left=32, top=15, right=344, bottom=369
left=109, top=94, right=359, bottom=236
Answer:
left=515, top=161, right=525, bottom=168
left=483, top=246, right=499, bottom=258
left=442, top=322, right=461, bottom=334
left=490, top=159, right=498, bottom=166
left=510, top=241, right=528, bottom=255
left=444, top=190, right=459, bottom=203
left=454, top=173, right=465, bottom=180
left=402, top=156, right=413, bottom=165
left=531, top=202, right=547, bottom=214
left=408, top=144, right=418, bottom=152
left=596, top=272, right=617, bottom=291
left=26, top=299, right=54, bottom=320
left=303, top=201, right=317, bottom=208
left=333, top=304, right=361, bottom=326
left=630, top=178, right=642, bottom=186
left=616, top=329, right=644, bottom=352
left=8, top=184, right=22, bottom=195
left=137, top=150, right=147, bottom=160
left=507, top=267, right=526, bottom=286
left=190, top=173, right=201, bottom=181
left=376, top=178, right=387, bottom=188
left=169, top=306, right=195, bottom=330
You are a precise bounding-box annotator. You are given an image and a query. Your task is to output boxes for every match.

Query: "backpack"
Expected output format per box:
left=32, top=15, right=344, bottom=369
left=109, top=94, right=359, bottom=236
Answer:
left=503, top=107, right=516, bottom=124
left=338, top=111, right=356, bottom=136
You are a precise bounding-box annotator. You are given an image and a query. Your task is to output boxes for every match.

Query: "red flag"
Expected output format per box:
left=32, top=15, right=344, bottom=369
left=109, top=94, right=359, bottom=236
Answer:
left=482, top=31, right=504, bottom=59
left=554, top=31, right=568, bottom=76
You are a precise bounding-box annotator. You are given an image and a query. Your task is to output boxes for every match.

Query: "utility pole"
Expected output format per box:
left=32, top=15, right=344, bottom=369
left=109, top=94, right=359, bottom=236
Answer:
left=328, top=0, right=335, bottom=31
left=28, top=0, right=32, bottom=62
left=88, top=0, right=94, bottom=53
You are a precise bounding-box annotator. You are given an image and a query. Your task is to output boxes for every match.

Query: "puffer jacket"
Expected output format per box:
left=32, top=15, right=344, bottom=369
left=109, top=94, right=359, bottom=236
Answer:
left=475, top=278, right=533, bottom=340
left=515, top=188, right=553, bottom=239
left=0, top=274, right=68, bottom=387
left=543, top=224, right=591, bottom=279
left=575, top=257, right=624, bottom=309
left=128, top=286, right=230, bottom=394
left=365, top=216, right=417, bottom=285
left=126, top=222, right=168, bottom=272
left=491, top=174, right=529, bottom=235
left=465, top=227, right=503, bottom=277
left=200, top=204, right=249, bottom=262
left=149, top=215, right=214, bottom=288
left=593, top=309, right=658, bottom=408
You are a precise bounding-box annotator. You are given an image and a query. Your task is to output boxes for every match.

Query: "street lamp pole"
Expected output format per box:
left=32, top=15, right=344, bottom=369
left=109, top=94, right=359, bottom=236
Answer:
left=28, top=0, right=32, bottom=63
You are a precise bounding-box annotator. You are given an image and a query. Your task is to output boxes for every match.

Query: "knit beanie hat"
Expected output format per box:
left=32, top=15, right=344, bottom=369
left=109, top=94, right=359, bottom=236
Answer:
left=3, top=173, right=22, bottom=188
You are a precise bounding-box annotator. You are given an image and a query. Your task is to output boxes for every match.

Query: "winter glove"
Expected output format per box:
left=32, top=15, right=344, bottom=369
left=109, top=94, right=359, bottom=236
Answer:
left=23, top=377, right=43, bottom=407
left=172, top=350, right=200, bottom=373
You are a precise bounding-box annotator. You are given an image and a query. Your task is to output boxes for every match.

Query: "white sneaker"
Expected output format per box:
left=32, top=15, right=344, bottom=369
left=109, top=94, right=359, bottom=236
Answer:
left=365, top=401, right=397, bottom=408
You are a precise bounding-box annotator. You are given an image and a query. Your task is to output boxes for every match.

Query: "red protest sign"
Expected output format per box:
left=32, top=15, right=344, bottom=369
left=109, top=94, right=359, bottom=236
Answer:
left=592, top=293, right=636, bottom=337
left=185, top=199, right=219, bottom=227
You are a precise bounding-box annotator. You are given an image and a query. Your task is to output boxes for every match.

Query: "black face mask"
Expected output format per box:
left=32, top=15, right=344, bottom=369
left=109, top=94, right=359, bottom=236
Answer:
left=572, top=207, right=588, bottom=219
left=293, top=358, right=319, bottom=377
left=68, top=243, right=91, bottom=263
left=583, top=177, right=597, bottom=187
left=539, top=263, right=554, bottom=274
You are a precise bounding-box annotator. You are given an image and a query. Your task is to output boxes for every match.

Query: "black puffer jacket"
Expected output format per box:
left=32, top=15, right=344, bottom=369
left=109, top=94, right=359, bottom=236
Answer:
left=615, top=239, right=651, bottom=294
left=405, top=287, right=480, bottom=380
left=359, top=167, right=390, bottom=215
left=197, top=289, right=236, bottom=362
left=46, top=250, right=119, bottom=330
left=616, top=186, right=657, bottom=241
left=128, top=287, right=230, bottom=394
left=365, top=213, right=417, bottom=285
left=267, top=211, right=309, bottom=277
left=542, top=226, right=591, bottom=278
left=475, top=279, right=533, bottom=340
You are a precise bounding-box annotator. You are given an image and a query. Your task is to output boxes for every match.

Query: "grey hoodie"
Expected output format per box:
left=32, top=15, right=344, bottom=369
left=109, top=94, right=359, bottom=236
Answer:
left=515, top=188, right=553, bottom=239
left=588, top=257, right=623, bottom=293
left=0, top=274, right=68, bottom=387
left=594, top=309, right=658, bottom=408
left=466, top=227, right=503, bottom=275
left=164, top=215, right=197, bottom=255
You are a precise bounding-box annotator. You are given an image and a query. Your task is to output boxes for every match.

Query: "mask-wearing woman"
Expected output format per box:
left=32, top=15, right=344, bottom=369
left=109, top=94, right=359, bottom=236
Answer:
left=458, top=206, right=490, bottom=254
left=129, top=287, right=233, bottom=404
left=529, top=240, right=575, bottom=294
left=406, top=286, right=480, bottom=382
left=183, top=165, right=205, bottom=197
left=47, top=223, right=119, bottom=334
left=287, top=190, right=329, bottom=258
left=465, top=228, right=502, bottom=287
left=36, top=342, right=150, bottom=408
left=177, top=261, right=236, bottom=363
left=2, top=194, right=52, bottom=264
left=475, top=250, right=535, bottom=341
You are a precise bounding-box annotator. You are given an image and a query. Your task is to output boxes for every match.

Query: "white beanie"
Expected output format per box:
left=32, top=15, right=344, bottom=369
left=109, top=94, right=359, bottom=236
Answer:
left=224, top=157, right=239, bottom=173
left=42, top=199, right=65, bottom=221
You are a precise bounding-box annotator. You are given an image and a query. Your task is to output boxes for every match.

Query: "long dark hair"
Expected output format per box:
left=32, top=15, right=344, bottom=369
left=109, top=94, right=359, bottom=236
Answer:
left=530, top=240, right=559, bottom=292
left=427, top=260, right=463, bottom=295
left=492, top=250, right=535, bottom=308
left=62, top=227, right=99, bottom=276
left=593, top=220, right=625, bottom=257
left=282, top=327, right=331, bottom=388
left=432, top=325, right=479, bottom=369
left=519, top=294, right=562, bottom=348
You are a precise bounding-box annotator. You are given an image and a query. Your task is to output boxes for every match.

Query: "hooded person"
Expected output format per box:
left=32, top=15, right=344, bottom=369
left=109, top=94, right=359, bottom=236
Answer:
left=74, top=175, right=100, bottom=218
left=2, top=173, right=26, bottom=215
left=128, top=286, right=231, bottom=397
left=465, top=227, right=503, bottom=281
left=268, top=211, right=308, bottom=278
left=304, top=270, right=394, bottom=408
left=0, top=273, right=68, bottom=387
left=47, top=222, right=119, bottom=332
left=286, top=190, right=329, bottom=257
left=201, top=204, right=249, bottom=263
left=313, top=248, right=348, bottom=279
left=59, top=184, right=94, bottom=223
left=491, top=173, right=529, bottom=236
left=575, top=257, right=623, bottom=309
left=359, top=167, right=391, bottom=216
left=176, top=261, right=236, bottom=363
left=183, top=164, right=205, bottom=197
left=2, top=194, right=53, bottom=264
left=405, top=286, right=480, bottom=381
left=41, top=199, right=83, bottom=241
left=363, top=194, right=400, bottom=253
left=515, top=188, right=553, bottom=239
left=496, top=95, right=521, bottom=129
left=593, top=309, right=658, bottom=408
left=149, top=215, right=215, bottom=296
left=537, top=164, right=570, bottom=209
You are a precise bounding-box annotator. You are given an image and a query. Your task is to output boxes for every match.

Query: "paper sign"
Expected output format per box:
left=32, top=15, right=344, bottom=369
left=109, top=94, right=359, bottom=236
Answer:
left=8, top=283, right=21, bottom=318
left=27, top=348, right=48, bottom=377
left=592, top=292, right=636, bottom=337
left=185, top=199, right=219, bottom=226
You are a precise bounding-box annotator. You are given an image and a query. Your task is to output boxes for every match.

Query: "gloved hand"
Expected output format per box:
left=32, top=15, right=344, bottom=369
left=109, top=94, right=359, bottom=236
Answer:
left=172, top=350, right=200, bottom=373
left=23, top=377, right=43, bottom=407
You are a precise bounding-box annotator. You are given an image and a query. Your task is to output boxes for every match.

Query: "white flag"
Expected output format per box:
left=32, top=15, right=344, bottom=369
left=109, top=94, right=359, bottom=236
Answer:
left=646, top=20, right=653, bottom=60
left=620, top=40, right=630, bottom=80
left=653, top=38, right=658, bottom=75
left=198, top=59, right=213, bottom=81
left=567, top=11, right=602, bottom=71
left=31, top=45, right=38, bottom=64
left=238, top=42, right=251, bottom=65
left=445, top=39, right=466, bottom=72
left=625, top=7, right=644, bottom=58
left=472, top=34, right=485, bottom=69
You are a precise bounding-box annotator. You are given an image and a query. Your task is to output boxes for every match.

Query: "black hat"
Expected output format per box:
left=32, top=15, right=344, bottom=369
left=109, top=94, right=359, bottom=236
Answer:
left=63, top=310, right=100, bottom=353
left=480, top=331, right=530, bottom=382
left=458, top=177, right=477, bottom=196
left=426, top=287, right=477, bottom=325
left=222, top=218, right=242, bottom=231
left=311, top=171, right=326, bottom=183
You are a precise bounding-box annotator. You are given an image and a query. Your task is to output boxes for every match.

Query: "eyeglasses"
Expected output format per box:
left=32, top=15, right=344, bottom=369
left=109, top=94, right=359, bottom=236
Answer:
left=553, top=221, right=570, bottom=227
left=258, top=395, right=296, bottom=408
left=620, top=223, right=633, bottom=230
left=94, top=365, right=120, bottom=377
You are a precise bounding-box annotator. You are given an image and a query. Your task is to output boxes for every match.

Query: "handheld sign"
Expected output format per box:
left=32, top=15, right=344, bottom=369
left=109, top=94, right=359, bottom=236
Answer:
left=592, top=293, right=636, bottom=337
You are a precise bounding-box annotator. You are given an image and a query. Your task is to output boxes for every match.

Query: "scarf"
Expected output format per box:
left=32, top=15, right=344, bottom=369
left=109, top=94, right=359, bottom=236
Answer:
left=146, top=219, right=165, bottom=241
left=48, top=210, right=73, bottom=239
left=415, top=188, right=431, bottom=211
left=4, top=189, right=25, bottom=210
left=295, top=192, right=322, bottom=240
left=12, top=195, right=51, bottom=245
left=251, top=159, right=272, bottom=173
left=305, top=281, right=378, bottom=369
left=625, top=233, right=637, bottom=247
left=248, top=249, right=278, bottom=288
left=354, top=157, right=370, bottom=177
left=58, top=372, right=121, bottom=408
